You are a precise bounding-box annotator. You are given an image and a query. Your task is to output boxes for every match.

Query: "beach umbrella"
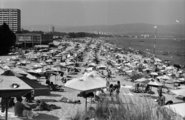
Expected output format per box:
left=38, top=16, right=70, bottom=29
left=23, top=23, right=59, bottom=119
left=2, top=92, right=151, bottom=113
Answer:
left=97, top=64, right=107, bottom=70
left=125, top=70, right=133, bottom=76
left=59, top=62, right=67, bottom=67
left=32, top=64, right=42, bottom=69
left=1, top=70, right=23, bottom=77
left=27, top=68, right=45, bottom=78
left=178, top=78, right=185, bottom=82
left=42, top=53, right=48, bottom=57
left=0, top=75, right=32, bottom=97
left=88, top=62, right=96, bottom=67
left=165, top=66, right=174, bottom=70
left=50, top=67, right=61, bottom=72
left=147, top=81, right=163, bottom=87
left=65, top=72, right=106, bottom=91
left=12, top=67, right=37, bottom=80
left=20, top=60, right=27, bottom=64
left=66, top=61, right=75, bottom=66
left=11, top=56, right=19, bottom=61
left=18, top=76, right=50, bottom=96
left=40, top=62, right=47, bottom=66
left=1, top=70, right=49, bottom=96
left=164, top=103, right=185, bottom=118
left=27, top=69, right=43, bottom=74
left=0, top=68, right=5, bottom=74
left=170, top=89, right=185, bottom=96
left=65, top=71, right=106, bottom=112
left=53, top=41, right=60, bottom=46
left=2, top=65, right=10, bottom=70
left=173, top=80, right=184, bottom=83
left=55, top=54, right=62, bottom=57
left=46, top=59, right=53, bottom=63
left=0, top=75, right=32, bottom=120
left=157, top=75, right=171, bottom=80
left=135, top=78, right=150, bottom=84
left=150, top=72, right=158, bottom=76
left=154, top=58, right=162, bottom=62
left=85, top=67, right=93, bottom=72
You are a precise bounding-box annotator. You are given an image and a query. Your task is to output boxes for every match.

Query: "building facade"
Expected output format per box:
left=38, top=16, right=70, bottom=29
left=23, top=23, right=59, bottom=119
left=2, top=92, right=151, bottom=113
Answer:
left=0, top=8, right=21, bottom=32
left=16, top=33, right=42, bottom=44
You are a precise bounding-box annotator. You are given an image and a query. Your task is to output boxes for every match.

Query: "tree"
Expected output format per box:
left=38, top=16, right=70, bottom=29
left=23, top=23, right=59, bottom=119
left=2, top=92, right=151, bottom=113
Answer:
left=0, top=23, right=16, bottom=55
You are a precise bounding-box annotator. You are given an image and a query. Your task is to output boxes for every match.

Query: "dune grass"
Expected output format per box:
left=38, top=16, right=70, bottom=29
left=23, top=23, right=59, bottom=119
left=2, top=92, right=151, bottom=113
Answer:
left=70, top=95, right=181, bottom=120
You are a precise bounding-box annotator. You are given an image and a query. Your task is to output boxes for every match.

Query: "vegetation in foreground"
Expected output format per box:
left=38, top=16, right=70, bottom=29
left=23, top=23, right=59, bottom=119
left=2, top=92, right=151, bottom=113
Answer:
left=70, top=96, right=182, bottom=120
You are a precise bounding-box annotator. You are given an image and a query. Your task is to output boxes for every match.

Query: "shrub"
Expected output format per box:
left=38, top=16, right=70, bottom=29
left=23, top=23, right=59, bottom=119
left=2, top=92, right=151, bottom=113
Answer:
left=71, top=95, right=181, bottom=120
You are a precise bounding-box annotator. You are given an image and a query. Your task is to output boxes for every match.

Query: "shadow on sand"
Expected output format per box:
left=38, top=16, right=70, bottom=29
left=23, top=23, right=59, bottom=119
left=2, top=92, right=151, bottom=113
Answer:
left=38, top=98, right=58, bottom=102
left=33, top=113, right=60, bottom=120
left=0, top=113, right=60, bottom=120
left=49, top=93, right=62, bottom=97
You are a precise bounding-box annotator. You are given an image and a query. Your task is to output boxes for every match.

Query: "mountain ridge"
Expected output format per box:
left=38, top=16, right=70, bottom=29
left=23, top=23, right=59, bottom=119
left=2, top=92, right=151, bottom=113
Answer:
left=22, top=23, right=185, bottom=36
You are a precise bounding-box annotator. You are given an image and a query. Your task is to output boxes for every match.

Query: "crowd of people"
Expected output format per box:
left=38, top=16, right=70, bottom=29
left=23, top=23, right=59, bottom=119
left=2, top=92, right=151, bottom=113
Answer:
left=0, top=38, right=185, bottom=119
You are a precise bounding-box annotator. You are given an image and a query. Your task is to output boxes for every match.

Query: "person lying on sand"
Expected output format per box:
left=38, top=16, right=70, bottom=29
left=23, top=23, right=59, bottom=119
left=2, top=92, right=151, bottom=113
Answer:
left=58, top=95, right=81, bottom=104
left=33, top=100, right=60, bottom=111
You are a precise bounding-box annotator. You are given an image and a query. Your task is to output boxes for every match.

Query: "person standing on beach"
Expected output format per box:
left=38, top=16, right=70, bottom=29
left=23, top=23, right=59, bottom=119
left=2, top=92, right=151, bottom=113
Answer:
left=109, top=84, right=114, bottom=96
left=116, top=81, right=121, bottom=95
left=157, top=86, right=162, bottom=96
left=1, top=97, right=6, bottom=113
left=157, top=88, right=166, bottom=106
left=106, top=81, right=110, bottom=91
left=107, top=68, right=112, bottom=81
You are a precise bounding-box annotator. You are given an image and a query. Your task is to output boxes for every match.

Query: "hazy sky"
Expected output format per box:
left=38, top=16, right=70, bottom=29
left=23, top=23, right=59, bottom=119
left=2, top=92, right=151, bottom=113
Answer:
left=1, top=0, right=185, bottom=26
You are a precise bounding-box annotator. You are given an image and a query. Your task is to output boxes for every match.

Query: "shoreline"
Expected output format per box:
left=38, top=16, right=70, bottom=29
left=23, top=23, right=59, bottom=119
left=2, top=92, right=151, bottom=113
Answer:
left=104, top=37, right=185, bottom=67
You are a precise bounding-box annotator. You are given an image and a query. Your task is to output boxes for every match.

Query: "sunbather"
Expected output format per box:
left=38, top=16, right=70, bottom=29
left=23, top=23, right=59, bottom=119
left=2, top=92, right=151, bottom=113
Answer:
left=58, top=96, right=81, bottom=104
left=33, top=100, right=60, bottom=111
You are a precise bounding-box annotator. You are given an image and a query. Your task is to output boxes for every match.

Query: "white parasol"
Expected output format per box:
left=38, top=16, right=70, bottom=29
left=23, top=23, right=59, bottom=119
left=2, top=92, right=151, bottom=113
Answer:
left=150, top=72, right=158, bottom=76
left=135, top=78, right=150, bottom=84
left=65, top=71, right=106, bottom=112
left=170, top=89, right=185, bottom=97
left=147, top=81, right=163, bottom=87
left=165, top=103, right=185, bottom=118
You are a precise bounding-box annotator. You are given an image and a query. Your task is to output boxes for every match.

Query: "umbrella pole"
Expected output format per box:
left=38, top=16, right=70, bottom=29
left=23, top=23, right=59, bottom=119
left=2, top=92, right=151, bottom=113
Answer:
left=55, top=75, right=56, bottom=84
left=5, top=97, right=8, bottom=120
left=85, top=97, right=87, bottom=113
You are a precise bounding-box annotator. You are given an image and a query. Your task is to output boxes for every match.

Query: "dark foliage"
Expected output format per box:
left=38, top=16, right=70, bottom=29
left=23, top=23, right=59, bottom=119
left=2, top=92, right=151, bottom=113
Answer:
left=67, top=32, right=97, bottom=38
left=67, top=32, right=111, bottom=38
left=0, top=23, right=16, bottom=55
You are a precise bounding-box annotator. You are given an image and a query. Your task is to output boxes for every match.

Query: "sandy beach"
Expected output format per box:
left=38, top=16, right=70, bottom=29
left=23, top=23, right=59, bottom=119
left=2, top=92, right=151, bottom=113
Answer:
left=0, top=38, right=185, bottom=120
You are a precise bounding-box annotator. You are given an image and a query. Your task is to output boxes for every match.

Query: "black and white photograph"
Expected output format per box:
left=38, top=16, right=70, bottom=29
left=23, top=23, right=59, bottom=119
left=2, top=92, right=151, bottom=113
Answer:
left=0, top=0, right=185, bottom=120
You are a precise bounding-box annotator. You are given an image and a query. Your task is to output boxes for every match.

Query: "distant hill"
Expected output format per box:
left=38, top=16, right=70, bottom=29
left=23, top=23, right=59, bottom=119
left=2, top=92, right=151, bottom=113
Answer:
left=23, top=23, right=185, bottom=36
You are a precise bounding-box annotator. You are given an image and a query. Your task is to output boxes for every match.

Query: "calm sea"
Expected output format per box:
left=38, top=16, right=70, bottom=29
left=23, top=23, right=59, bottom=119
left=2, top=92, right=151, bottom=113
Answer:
left=105, top=37, right=185, bottom=66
